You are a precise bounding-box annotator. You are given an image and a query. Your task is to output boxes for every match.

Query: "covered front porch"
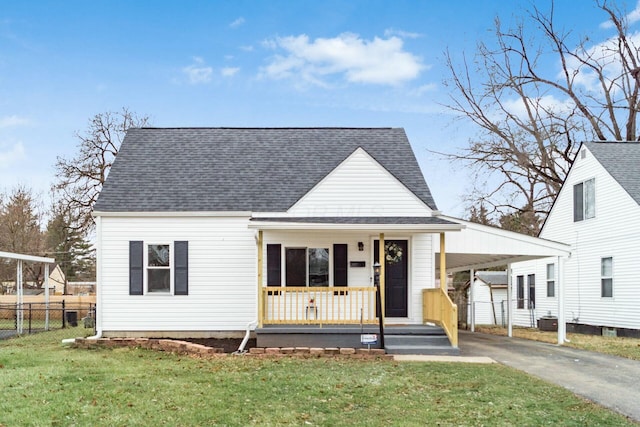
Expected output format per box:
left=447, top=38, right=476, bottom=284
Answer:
left=249, top=216, right=464, bottom=352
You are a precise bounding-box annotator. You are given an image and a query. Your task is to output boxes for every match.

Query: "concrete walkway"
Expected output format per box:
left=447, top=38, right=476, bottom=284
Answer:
left=458, top=331, right=640, bottom=423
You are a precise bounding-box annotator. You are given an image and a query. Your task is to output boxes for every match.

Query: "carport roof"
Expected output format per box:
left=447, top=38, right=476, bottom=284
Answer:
left=435, top=216, right=571, bottom=272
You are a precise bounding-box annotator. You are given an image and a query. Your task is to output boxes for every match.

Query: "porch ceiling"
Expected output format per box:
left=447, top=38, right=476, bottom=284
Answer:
left=435, top=216, right=571, bottom=272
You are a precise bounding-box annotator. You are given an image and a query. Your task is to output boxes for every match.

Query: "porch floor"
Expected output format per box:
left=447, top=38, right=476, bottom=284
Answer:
left=256, top=324, right=459, bottom=355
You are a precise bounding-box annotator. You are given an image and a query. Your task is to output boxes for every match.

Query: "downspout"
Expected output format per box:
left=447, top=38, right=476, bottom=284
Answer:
left=63, top=216, right=104, bottom=345
left=233, top=320, right=258, bottom=355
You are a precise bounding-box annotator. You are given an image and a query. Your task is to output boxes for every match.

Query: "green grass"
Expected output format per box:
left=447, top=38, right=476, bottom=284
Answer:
left=0, top=329, right=636, bottom=427
left=475, top=325, right=640, bottom=361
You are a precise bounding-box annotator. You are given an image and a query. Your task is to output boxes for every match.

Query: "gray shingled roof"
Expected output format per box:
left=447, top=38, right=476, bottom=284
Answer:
left=94, top=128, right=438, bottom=213
left=584, top=142, right=640, bottom=206
left=475, top=271, right=508, bottom=286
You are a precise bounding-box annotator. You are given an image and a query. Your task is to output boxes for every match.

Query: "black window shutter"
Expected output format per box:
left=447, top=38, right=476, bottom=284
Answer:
left=174, top=241, right=189, bottom=295
left=333, top=244, right=348, bottom=287
left=129, top=241, right=143, bottom=295
left=573, top=182, right=584, bottom=222
left=266, top=244, right=281, bottom=286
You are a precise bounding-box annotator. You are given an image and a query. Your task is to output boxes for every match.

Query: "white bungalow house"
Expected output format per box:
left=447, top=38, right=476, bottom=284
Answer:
left=93, top=128, right=571, bottom=353
left=511, top=142, right=640, bottom=337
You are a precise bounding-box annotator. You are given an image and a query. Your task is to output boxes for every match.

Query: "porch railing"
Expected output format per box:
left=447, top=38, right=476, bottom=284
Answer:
left=423, top=288, right=458, bottom=347
left=261, top=287, right=378, bottom=326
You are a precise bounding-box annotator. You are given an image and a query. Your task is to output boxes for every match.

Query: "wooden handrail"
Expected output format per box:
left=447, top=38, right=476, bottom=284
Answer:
left=423, top=288, right=458, bottom=347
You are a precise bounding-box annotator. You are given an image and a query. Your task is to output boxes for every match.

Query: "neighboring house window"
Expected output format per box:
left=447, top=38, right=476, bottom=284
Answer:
left=517, top=275, right=524, bottom=309
left=573, top=178, right=595, bottom=222
left=528, top=274, right=535, bottom=309
left=546, top=263, right=555, bottom=297
left=129, top=241, right=188, bottom=295
left=601, top=257, right=613, bottom=298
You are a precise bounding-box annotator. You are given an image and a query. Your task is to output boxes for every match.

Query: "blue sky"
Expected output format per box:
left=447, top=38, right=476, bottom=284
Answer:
left=0, top=0, right=627, bottom=216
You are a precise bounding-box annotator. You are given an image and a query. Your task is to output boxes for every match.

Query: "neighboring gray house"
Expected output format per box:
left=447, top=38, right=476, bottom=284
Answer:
left=512, top=142, right=640, bottom=337
left=93, top=127, right=570, bottom=351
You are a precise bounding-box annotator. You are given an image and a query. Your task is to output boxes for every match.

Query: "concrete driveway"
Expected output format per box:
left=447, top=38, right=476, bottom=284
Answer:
left=459, top=331, right=640, bottom=423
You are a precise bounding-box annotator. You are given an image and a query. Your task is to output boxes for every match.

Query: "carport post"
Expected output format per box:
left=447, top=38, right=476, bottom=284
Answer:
left=557, top=256, right=565, bottom=345
left=469, top=268, right=475, bottom=332
left=507, top=263, right=512, bottom=338
left=44, top=263, right=50, bottom=330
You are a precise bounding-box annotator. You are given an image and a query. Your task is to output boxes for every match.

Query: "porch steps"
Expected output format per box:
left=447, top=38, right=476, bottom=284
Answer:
left=384, top=325, right=459, bottom=356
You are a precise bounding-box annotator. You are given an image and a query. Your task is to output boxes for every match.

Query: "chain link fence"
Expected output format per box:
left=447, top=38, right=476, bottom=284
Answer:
left=0, top=301, right=96, bottom=339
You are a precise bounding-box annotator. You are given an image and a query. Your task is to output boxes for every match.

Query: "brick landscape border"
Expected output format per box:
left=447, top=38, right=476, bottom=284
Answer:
left=72, top=337, right=392, bottom=359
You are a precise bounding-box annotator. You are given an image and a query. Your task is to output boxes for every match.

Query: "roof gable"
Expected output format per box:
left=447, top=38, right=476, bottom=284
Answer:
left=583, top=142, right=640, bottom=206
left=288, top=147, right=432, bottom=216
left=94, top=128, right=438, bottom=213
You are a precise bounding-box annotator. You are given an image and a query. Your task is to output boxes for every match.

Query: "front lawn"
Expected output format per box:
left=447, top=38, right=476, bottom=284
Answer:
left=0, top=328, right=635, bottom=426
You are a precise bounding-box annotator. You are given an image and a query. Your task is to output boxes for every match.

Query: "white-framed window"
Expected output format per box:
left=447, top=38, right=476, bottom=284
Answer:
left=573, top=178, right=595, bottom=222
left=546, top=263, right=555, bottom=297
left=601, top=257, right=613, bottom=298
left=147, top=243, right=172, bottom=293
left=129, top=240, right=188, bottom=296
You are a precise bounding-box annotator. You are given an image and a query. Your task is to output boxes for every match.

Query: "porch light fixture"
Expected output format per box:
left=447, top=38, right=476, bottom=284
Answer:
left=358, top=241, right=364, bottom=251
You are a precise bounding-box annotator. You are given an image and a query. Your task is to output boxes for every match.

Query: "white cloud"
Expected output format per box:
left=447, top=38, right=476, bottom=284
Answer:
left=261, top=33, right=425, bottom=86
left=601, top=1, right=640, bottom=29
left=0, top=141, right=25, bottom=168
left=384, top=28, right=422, bottom=39
left=240, top=45, right=254, bottom=52
left=221, top=67, right=240, bottom=77
left=182, top=57, right=213, bottom=84
left=0, top=115, right=29, bottom=128
left=229, top=17, right=245, bottom=29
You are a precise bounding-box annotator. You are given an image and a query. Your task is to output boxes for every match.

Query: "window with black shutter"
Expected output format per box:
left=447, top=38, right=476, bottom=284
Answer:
left=333, top=244, right=348, bottom=293
left=266, top=244, right=281, bottom=287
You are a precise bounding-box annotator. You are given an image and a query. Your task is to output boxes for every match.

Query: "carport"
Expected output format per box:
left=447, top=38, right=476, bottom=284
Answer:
left=0, top=251, right=56, bottom=334
left=436, top=216, right=572, bottom=344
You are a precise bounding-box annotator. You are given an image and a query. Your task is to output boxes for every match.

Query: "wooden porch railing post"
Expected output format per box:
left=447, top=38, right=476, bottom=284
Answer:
left=257, top=230, right=264, bottom=328
left=439, top=232, right=446, bottom=291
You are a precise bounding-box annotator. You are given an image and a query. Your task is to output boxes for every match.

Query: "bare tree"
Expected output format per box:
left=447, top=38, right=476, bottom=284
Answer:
left=442, top=0, right=640, bottom=233
left=0, top=187, right=47, bottom=286
left=53, top=108, right=149, bottom=235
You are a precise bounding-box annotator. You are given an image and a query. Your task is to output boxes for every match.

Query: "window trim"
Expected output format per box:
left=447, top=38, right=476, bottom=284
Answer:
left=601, top=256, right=613, bottom=298
left=573, top=178, right=595, bottom=222
left=516, top=275, right=524, bottom=309
left=527, top=274, right=536, bottom=309
left=145, top=242, right=173, bottom=295
left=546, top=263, right=555, bottom=298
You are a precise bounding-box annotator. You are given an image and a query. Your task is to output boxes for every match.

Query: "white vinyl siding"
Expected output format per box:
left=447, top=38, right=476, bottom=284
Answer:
left=99, top=216, right=256, bottom=332
left=288, top=148, right=432, bottom=217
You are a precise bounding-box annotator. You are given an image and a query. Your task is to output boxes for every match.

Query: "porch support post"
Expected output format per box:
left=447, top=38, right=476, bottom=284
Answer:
left=378, top=233, right=385, bottom=326
left=257, top=230, right=264, bottom=328
left=439, top=233, right=446, bottom=291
